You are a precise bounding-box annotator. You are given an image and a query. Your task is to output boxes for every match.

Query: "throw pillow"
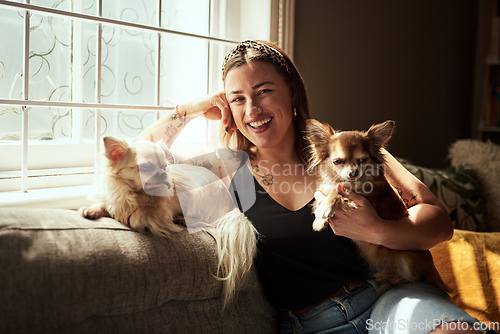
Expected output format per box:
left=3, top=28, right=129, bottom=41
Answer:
left=399, top=160, right=484, bottom=231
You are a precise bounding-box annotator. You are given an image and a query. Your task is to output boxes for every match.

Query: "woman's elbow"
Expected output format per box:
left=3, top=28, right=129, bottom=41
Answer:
left=441, top=211, right=454, bottom=242
left=431, top=205, right=454, bottom=247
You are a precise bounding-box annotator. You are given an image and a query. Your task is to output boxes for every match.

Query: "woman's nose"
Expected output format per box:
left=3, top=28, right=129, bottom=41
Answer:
left=247, top=103, right=262, bottom=117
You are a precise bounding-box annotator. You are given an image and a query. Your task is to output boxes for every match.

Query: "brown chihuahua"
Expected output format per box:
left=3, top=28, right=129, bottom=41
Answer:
left=306, top=119, right=448, bottom=291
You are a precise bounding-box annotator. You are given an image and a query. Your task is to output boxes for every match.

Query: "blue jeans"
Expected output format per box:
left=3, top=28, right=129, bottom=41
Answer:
left=279, top=282, right=490, bottom=334
left=279, top=280, right=379, bottom=334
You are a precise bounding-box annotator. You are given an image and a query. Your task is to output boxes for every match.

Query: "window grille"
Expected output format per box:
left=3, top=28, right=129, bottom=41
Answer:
left=0, top=0, right=288, bottom=200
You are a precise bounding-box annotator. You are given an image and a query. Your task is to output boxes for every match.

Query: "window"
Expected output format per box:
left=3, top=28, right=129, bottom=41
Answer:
left=0, top=0, right=294, bottom=206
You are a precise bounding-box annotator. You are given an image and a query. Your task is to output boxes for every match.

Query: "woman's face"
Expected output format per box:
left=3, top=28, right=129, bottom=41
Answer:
left=225, top=61, right=295, bottom=151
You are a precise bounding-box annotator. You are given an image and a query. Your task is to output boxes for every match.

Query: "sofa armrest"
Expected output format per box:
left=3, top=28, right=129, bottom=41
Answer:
left=0, top=208, right=276, bottom=333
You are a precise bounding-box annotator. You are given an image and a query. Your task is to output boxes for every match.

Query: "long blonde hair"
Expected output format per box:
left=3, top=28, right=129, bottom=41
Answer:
left=220, top=40, right=311, bottom=163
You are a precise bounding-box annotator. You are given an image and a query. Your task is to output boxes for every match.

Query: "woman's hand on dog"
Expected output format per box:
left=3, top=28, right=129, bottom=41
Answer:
left=314, top=185, right=385, bottom=245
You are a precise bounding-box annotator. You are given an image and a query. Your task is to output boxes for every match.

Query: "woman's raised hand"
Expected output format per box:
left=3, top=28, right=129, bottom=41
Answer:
left=187, top=91, right=236, bottom=133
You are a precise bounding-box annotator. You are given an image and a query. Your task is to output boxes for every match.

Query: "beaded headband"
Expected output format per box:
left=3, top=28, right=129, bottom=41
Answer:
left=222, top=40, right=292, bottom=80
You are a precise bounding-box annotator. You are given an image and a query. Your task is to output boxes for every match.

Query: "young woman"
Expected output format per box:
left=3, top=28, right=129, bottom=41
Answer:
left=138, top=40, right=488, bottom=334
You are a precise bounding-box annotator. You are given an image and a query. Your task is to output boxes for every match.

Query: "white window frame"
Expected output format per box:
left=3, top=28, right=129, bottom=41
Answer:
left=0, top=0, right=295, bottom=209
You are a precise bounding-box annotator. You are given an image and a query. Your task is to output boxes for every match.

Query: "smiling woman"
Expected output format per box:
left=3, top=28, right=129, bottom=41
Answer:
left=134, top=39, right=490, bottom=334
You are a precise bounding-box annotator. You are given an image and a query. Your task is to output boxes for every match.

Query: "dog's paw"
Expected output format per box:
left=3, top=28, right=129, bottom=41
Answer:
left=129, top=207, right=150, bottom=233
left=312, top=204, right=334, bottom=231
left=312, top=217, right=329, bottom=231
left=79, top=203, right=109, bottom=220
left=129, top=207, right=184, bottom=236
left=314, top=204, right=333, bottom=221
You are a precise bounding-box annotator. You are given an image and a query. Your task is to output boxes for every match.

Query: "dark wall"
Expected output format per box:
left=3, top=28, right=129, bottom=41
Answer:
left=293, top=0, right=477, bottom=167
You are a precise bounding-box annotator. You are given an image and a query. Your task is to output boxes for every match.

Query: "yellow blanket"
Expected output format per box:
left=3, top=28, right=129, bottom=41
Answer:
left=431, top=229, right=500, bottom=324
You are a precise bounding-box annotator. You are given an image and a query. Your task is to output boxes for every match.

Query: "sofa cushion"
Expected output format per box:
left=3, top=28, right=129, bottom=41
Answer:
left=448, top=139, right=500, bottom=232
left=0, top=208, right=277, bottom=333
left=431, top=229, right=500, bottom=324
left=399, top=160, right=484, bottom=231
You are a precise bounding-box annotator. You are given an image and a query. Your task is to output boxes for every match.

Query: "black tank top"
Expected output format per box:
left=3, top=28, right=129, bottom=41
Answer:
left=234, top=173, right=371, bottom=312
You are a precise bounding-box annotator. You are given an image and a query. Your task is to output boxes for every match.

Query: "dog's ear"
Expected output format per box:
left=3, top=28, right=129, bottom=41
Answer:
left=305, top=119, right=335, bottom=146
left=103, top=136, right=130, bottom=162
left=366, top=120, right=394, bottom=148
left=366, top=120, right=394, bottom=159
left=305, top=119, right=335, bottom=168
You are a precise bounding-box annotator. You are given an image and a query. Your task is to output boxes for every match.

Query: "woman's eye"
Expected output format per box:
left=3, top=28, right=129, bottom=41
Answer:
left=359, top=158, right=367, bottom=163
left=258, top=89, right=271, bottom=95
left=333, top=159, right=344, bottom=165
left=231, top=97, right=244, bottom=103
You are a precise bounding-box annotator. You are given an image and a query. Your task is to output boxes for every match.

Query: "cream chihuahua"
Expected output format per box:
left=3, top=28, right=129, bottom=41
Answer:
left=80, top=136, right=258, bottom=306
left=306, top=119, right=448, bottom=291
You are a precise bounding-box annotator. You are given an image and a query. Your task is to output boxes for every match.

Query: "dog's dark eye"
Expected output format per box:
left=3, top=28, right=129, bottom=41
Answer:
left=359, top=158, right=368, bottom=164
left=333, top=159, right=344, bottom=165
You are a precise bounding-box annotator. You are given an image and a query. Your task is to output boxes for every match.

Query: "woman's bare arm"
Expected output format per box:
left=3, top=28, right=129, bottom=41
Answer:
left=135, top=91, right=243, bottom=184
left=379, top=149, right=454, bottom=250
left=136, top=104, right=197, bottom=147
left=136, top=91, right=234, bottom=147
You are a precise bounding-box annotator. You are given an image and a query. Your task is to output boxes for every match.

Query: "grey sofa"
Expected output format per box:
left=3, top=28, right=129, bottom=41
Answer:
left=4, top=139, right=500, bottom=333
left=0, top=208, right=277, bottom=333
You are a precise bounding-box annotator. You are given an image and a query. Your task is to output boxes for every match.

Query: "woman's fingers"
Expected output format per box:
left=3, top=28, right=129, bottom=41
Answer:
left=216, top=92, right=236, bottom=133
left=197, top=91, right=235, bottom=134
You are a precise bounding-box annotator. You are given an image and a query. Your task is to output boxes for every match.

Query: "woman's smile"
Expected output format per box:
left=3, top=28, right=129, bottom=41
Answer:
left=247, top=116, right=273, bottom=132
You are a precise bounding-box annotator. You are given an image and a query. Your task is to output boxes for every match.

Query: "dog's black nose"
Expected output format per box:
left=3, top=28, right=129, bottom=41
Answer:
left=349, top=169, right=359, bottom=179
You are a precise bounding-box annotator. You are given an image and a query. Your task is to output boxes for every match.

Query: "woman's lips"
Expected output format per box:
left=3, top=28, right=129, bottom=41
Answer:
left=247, top=117, right=272, bottom=133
